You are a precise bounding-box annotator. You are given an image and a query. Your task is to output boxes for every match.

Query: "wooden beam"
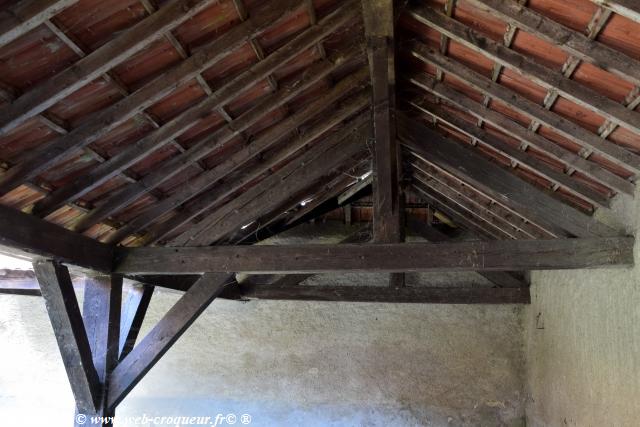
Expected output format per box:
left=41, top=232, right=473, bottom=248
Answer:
left=167, top=118, right=370, bottom=246
left=409, top=157, right=555, bottom=238
left=467, top=0, right=640, bottom=87
left=0, top=204, right=113, bottom=272
left=405, top=217, right=527, bottom=289
left=399, top=115, right=615, bottom=237
left=337, top=174, right=372, bottom=205
left=407, top=5, right=640, bottom=136
left=78, top=274, right=122, bottom=421
left=408, top=66, right=634, bottom=198
left=362, top=0, right=402, bottom=243
left=69, top=5, right=361, bottom=232
left=119, top=284, right=154, bottom=361
left=408, top=43, right=639, bottom=187
left=363, top=0, right=404, bottom=287
left=137, top=107, right=370, bottom=247
left=411, top=181, right=514, bottom=240
left=412, top=169, right=537, bottom=240
left=239, top=284, right=530, bottom=304
left=0, top=0, right=79, bottom=47
left=113, top=237, right=633, bottom=274
left=408, top=98, right=612, bottom=208
left=34, top=19, right=364, bottom=220
left=102, top=69, right=370, bottom=244
left=0, top=0, right=303, bottom=196
left=0, top=0, right=219, bottom=134
left=182, top=130, right=368, bottom=246
left=33, top=260, right=101, bottom=413
left=590, top=0, right=640, bottom=24
left=107, top=273, right=235, bottom=409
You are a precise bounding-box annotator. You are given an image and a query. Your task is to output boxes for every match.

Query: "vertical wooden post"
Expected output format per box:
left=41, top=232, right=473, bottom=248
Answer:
left=76, top=274, right=122, bottom=425
left=362, top=0, right=405, bottom=286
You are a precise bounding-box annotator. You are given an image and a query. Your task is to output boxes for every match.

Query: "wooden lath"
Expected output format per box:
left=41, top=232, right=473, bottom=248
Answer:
left=407, top=73, right=631, bottom=201
left=398, top=114, right=615, bottom=238
left=408, top=6, right=640, bottom=137
left=105, top=68, right=370, bottom=245
left=0, top=0, right=80, bottom=47
left=61, top=2, right=361, bottom=234
left=408, top=98, right=611, bottom=209
left=0, top=0, right=305, bottom=196
left=591, top=0, right=640, bottom=24
left=0, top=0, right=221, bottom=134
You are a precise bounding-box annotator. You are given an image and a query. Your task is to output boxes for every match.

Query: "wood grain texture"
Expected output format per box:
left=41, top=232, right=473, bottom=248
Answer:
left=0, top=0, right=304, bottom=196
left=239, top=284, right=531, bottom=304
left=0, top=0, right=219, bottom=134
left=0, top=204, right=113, bottom=272
left=33, top=260, right=100, bottom=413
left=107, top=273, right=235, bottom=409
left=0, top=0, right=79, bottom=47
left=113, top=237, right=634, bottom=274
left=399, top=114, right=616, bottom=238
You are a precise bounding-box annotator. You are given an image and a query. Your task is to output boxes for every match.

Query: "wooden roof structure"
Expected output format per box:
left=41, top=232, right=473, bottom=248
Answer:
left=0, top=0, right=637, bottom=419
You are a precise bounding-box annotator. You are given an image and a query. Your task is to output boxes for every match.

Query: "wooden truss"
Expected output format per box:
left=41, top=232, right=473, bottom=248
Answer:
left=0, top=0, right=638, bottom=424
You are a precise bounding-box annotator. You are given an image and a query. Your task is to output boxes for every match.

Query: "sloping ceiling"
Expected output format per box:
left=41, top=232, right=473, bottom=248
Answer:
left=0, top=0, right=638, bottom=247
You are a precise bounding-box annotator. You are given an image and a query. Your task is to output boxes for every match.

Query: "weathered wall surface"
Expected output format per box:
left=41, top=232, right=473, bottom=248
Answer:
left=0, top=224, right=526, bottom=427
left=525, top=192, right=640, bottom=427
left=0, top=294, right=525, bottom=426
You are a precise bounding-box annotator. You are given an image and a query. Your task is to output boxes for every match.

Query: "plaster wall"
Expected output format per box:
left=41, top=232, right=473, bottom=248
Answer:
left=0, top=225, right=526, bottom=427
left=525, top=191, right=640, bottom=427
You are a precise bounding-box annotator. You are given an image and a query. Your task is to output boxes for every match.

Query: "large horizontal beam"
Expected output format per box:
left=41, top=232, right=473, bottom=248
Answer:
left=113, top=237, right=634, bottom=274
left=239, top=284, right=530, bottom=304
left=0, top=205, right=113, bottom=272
